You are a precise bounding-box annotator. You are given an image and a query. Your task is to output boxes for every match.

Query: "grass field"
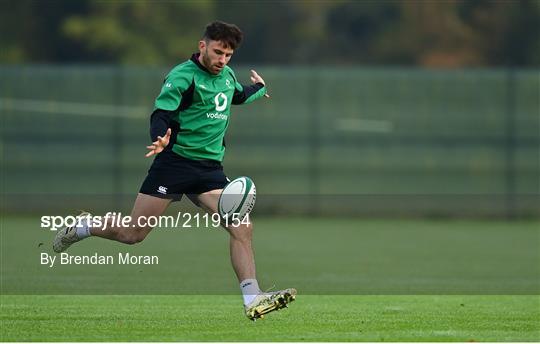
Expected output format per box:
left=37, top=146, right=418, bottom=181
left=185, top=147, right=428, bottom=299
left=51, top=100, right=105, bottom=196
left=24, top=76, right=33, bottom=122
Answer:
left=1, top=215, right=539, bottom=341
left=2, top=295, right=538, bottom=341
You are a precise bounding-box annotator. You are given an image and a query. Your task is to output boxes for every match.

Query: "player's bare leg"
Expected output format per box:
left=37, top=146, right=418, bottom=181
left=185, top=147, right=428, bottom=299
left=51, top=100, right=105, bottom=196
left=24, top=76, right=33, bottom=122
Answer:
left=196, top=189, right=256, bottom=282
left=196, top=189, right=296, bottom=321
left=53, top=193, right=171, bottom=252
left=90, top=193, right=171, bottom=244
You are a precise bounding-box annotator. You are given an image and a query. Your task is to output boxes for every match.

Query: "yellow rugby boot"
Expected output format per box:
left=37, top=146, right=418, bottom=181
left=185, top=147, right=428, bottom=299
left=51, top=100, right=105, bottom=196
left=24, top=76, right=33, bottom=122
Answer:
left=244, top=288, right=297, bottom=321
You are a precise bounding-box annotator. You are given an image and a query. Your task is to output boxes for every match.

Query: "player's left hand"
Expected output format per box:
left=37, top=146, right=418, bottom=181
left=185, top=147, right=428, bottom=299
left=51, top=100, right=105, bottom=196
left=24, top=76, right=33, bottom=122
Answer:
left=250, top=69, right=270, bottom=98
left=250, top=69, right=265, bottom=85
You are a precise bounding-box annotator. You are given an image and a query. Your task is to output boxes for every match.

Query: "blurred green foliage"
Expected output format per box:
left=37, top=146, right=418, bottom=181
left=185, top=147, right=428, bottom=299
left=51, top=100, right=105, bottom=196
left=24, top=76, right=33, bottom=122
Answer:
left=1, top=0, right=539, bottom=66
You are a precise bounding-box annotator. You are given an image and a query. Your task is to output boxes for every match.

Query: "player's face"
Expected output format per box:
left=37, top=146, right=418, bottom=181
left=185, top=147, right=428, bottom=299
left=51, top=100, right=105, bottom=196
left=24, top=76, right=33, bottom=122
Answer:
left=199, top=40, right=234, bottom=75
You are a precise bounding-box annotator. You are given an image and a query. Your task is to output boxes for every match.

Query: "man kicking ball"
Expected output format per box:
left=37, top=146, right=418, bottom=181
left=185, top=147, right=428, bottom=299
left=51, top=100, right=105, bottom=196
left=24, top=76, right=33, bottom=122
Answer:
left=53, top=20, right=295, bottom=321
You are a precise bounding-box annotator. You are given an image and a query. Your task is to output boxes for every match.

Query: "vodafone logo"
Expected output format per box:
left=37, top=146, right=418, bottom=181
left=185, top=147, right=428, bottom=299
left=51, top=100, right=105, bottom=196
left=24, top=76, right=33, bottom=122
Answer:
left=214, top=92, right=228, bottom=112
left=206, top=113, right=228, bottom=120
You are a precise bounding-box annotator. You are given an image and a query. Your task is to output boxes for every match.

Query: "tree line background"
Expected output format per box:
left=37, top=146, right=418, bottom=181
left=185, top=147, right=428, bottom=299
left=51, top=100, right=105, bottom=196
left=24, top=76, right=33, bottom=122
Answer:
left=1, top=0, right=539, bottom=67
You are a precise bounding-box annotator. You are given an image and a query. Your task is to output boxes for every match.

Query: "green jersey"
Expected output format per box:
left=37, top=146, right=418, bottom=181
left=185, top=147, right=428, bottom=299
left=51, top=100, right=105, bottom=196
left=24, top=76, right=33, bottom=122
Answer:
left=153, top=54, right=267, bottom=162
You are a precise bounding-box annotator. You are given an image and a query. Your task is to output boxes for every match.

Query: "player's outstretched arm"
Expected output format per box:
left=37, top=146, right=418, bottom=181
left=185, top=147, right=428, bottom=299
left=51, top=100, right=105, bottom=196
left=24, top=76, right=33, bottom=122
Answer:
left=145, top=128, right=171, bottom=157
left=232, top=70, right=269, bottom=105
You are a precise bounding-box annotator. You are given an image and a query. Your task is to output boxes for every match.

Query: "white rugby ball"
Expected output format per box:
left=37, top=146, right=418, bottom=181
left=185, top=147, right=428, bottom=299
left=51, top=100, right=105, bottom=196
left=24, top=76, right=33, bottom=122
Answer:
left=218, top=176, right=256, bottom=220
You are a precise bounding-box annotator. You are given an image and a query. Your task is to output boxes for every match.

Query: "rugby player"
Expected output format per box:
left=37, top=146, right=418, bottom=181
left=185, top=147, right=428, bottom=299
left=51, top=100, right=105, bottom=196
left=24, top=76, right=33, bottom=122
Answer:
left=53, top=21, right=296, bottom=321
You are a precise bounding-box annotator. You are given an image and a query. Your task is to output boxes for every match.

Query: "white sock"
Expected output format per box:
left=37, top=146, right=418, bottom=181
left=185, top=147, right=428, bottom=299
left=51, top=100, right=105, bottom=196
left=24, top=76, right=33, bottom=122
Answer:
left=240, top=279, right=261, bottom=305
left=75, top=218, right=92, bottom=239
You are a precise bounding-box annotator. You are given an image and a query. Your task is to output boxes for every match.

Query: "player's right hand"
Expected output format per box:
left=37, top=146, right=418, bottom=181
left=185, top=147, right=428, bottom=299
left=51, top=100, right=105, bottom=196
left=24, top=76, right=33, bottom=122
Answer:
left=145, top=128, right=171, bottom=157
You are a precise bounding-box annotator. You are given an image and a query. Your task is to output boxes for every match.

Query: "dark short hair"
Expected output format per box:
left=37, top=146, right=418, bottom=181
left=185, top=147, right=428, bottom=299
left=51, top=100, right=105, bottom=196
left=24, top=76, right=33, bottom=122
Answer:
left=203, top=21, right=243, bottom=50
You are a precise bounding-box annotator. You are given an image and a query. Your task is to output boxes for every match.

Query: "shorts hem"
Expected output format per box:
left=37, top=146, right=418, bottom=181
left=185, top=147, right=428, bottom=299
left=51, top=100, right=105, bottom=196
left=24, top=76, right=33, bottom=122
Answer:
left=139, top=191, right=183, bottom=202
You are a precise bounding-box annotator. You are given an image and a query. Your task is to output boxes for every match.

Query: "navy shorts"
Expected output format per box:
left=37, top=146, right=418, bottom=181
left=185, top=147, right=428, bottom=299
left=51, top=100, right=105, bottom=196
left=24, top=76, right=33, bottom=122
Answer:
left=139, top=150, right=228, bottom=202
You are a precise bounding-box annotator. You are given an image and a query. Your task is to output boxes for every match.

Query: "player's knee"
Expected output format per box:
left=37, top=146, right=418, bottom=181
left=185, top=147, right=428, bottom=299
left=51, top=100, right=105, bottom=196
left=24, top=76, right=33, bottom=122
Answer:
left=227, top=220, right=252, bottom=231
left=125, top=236, right=145, bottom=245
left=245, top=220, right=253, bottom=233
left=227, top=220, right=253, bottom=241
left=117, top=230, right=147, bottom=245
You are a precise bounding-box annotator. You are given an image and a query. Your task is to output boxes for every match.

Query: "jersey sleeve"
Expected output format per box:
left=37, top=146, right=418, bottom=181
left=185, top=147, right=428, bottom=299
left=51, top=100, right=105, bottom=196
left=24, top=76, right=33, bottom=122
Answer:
left=149, top=109, right=174, bottom=142
left=154, top=69, right=192, bottom=111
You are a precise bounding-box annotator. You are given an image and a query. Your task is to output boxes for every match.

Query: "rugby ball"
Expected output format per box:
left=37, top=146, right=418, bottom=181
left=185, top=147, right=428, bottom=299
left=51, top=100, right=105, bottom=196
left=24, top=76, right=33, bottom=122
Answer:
left=218, top=176, right=256, bottom=220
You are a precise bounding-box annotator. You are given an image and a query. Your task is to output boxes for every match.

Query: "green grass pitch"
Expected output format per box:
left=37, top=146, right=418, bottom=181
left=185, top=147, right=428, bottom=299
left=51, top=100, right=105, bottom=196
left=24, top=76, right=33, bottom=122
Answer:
left=1, top=216, right=539, bottom=341
left=2, top=295, right=538, bottom=341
